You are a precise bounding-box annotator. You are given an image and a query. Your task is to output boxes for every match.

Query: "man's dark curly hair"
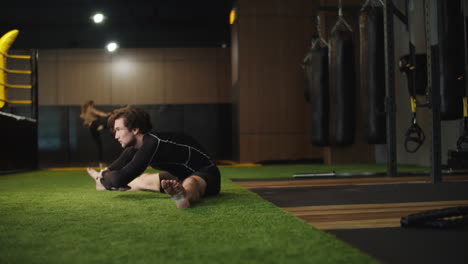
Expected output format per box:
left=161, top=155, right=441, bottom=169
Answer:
left=108, top=107, right=152, bottom=134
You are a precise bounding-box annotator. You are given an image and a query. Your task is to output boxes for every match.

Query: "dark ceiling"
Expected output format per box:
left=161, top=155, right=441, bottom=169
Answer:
left=0, top=0, right=233, bottom=49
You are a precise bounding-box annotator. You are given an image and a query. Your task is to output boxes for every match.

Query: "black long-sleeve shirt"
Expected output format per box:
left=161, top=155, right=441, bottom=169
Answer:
left=100, top=132, right=215, bottom=189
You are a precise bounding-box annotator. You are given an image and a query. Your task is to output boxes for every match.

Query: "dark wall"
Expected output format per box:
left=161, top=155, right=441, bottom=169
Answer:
left=35, top=104, right=232, bottom=168
left=0, top=112, right=37, bottom=172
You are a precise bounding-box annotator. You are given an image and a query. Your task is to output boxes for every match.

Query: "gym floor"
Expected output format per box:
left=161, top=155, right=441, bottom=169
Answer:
left=235, top=175, right=468, bottom=264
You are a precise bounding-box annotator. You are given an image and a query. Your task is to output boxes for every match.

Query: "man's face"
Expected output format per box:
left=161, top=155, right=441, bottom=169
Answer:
left=114, top=117, right=137, bottom=148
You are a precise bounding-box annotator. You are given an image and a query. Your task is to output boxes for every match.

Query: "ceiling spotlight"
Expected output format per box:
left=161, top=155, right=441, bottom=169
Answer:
left=92, top=13, right=105, bottom=24
left=106, top=42, right=119, bottom=52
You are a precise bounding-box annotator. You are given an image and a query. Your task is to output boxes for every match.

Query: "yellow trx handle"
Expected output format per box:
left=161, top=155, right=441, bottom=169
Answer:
left=410, top=96, right=417, bottom=113
left=464, top=97, right=468, bottom=117
left=0, top=29, right=20, bottom=109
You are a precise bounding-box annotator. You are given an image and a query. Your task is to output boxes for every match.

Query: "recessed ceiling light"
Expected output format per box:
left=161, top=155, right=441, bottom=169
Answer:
left=92, top=13, right=105, bottom=24
left=106, top=42, right=119, bottom=52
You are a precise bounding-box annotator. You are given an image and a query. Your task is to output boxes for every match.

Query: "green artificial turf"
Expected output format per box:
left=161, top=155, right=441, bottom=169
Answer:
left=221, top=163, right=428, bottom=180
left=0, top=169, right=379, bottom=264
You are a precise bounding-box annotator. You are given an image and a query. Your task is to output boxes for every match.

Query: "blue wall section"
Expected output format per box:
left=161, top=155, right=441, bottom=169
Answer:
left=35, top=104, right=233, bottom=168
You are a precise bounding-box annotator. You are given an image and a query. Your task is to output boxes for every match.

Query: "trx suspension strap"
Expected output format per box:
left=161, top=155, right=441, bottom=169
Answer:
left=457, top=0, right=468, bottom=152
left=438, top=0, right=465, bottom=120
left=446, top=0, right=468, bottom=170
left=399, top=0, right=426, bottom=153
left=404, top=96, right=425, bottom=153
left=399, top=57, right=426, bottom=153
left=456, top=97, right=468, bottom=150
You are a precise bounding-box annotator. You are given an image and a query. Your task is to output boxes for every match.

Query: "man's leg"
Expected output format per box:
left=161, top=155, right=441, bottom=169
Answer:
left=161, top=175, right=207, bottom=209
left=127, top=173, right=161, bottom=192
left=86, top=168, right=161, bottom=192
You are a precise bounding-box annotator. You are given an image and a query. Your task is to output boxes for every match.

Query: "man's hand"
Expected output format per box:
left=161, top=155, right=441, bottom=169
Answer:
left=86, top=167, right=102, bottom=181
left=86, top=167, right=106, bottom=191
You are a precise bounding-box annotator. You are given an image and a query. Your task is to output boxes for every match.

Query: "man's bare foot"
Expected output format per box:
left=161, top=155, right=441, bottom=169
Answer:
left=161, top=180, right=190, bottom=208
left=86, top=168, right=105, bottom=191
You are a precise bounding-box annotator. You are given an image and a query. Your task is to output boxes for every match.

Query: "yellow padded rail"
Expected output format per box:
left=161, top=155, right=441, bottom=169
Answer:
left=0, top=66, right=31, bottom=74
left=0, top=29, right=20, bottom=108
left=6, top=100, right=32, bottom=104
left=0, top=83, right=32, bottom=89
left=0, top=51, right=31, bottom=60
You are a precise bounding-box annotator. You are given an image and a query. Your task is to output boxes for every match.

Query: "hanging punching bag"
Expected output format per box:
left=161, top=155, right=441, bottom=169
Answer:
left=302, top=45, right=313, bottom=103
left=329, top=25, right=355, bottom=146
left=438, top=0, right=465, bottom=120
left=359, top=1, right=386, bottom=144
left=303, top=41, right=330, bottom=146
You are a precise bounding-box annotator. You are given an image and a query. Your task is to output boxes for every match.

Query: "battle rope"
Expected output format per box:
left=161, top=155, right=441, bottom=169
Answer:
left=401, top=206, right=468, bottom=229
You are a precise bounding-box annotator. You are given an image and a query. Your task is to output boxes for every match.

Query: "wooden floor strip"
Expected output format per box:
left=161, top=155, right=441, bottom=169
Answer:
left=235, top=175, right=468, bottom=189
left=283, top=200, right=468, bottom=230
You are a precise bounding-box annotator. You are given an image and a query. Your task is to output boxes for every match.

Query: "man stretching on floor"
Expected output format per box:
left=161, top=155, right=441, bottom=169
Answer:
left=86, top=107, right=221, bottom=208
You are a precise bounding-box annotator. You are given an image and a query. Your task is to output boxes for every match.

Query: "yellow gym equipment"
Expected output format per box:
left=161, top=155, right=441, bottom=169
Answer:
left=0, top=29, right=36, bottom=109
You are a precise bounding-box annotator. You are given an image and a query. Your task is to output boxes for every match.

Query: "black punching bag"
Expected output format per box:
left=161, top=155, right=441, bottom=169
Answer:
left=329, top=26, right=355, bottom=146
left=303, top=42, right=330, bottom=146
left=360, top=1, right=386, bottom=144
left=438, top=0, right=465, bottom=120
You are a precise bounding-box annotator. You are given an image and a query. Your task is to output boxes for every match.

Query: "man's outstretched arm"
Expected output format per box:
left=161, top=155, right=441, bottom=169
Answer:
left=87, top=168, right=131, bottom=191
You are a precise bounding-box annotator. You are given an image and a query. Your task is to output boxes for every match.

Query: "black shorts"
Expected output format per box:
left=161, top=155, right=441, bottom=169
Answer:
left=158, top=165, right=221, bottom=196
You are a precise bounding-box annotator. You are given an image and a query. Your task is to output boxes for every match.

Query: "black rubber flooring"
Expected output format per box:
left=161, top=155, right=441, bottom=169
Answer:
left=251, top=181, right=468, bottom=207
left=329, top=228, right=468, bottom=264
left=248, top=181, right=468, bottom=264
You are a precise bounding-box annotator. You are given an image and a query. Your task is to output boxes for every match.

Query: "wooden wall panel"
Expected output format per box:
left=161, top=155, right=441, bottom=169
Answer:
left=240, top=134, right=258, bottom=162
left=240, top=133, right=322, bottom=163
left=38, top=51, right=58, bottom=105
left=56, top=61, right=112, bottom=105
left=188, top=60, right=218, bottom=103
left=240, top=0, right=316, bottom=16
left=164, top=60, right=219, bottom=104
left=231, top=23, right=239, bottom=86
left=110, top=59, right=139, bottom=105
left=164, top=61, right=189, bottom=103
left=238, top=63, right=260, bottom=134
left=217, top=49, right=232, bottom=102
left=54, top=49, right=112, bottom=105
left=254, top=62, right=284, bottom=133
left=163, top=48, right=217, bottom=60
left=236, top=0, right=320, bottom=163
left=134, top=62, right=165, bottom=104
left=280, top=63, right=310, bottom=133
left=319, top=6, right=374, bottom=164
left=35, top=48, right=231, bottom=106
